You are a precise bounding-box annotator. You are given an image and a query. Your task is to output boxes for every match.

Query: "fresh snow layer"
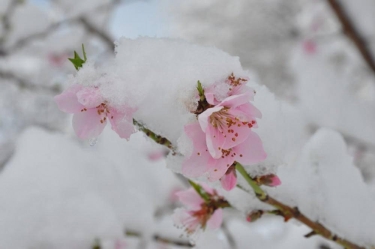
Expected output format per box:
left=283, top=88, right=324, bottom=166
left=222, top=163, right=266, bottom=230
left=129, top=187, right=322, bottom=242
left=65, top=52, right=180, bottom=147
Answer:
left=273, top=128, right=375, bottom=247
left=0, top=127, right=181, bottom=249
left=67, top=37, right=308, bottom=178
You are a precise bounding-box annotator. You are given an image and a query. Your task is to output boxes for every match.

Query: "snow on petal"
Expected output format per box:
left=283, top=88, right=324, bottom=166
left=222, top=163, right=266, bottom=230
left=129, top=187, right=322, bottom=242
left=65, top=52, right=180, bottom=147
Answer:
left=76, top=87, right=104, bottom=108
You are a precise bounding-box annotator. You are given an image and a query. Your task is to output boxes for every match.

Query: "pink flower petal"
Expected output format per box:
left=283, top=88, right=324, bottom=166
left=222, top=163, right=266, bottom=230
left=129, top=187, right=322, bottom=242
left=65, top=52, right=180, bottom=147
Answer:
left=76, top=87, right=104, bottom=108
left=198, top=106, right=223, bottom=133
left=176, top=188, right=204, bottom=210
left=207, top=208, right=223, bottom=230
left=205, top=92, right=216, bottom=105
left=173, top=208, right=200, bottom=233
left=205, top=126, right=226, bottom=159
left=54, top=85, right=84, bottom=113
left=219, top=121, right=252, bottom=150
left=108, top=107, right=136, bottom=139
left=233, top=131, right=267, bottom=165
left=236, top=102, right=262, bottom=119
left=182, top=123, right=211, bottom=178
left=72, top=109, right=106, bottom=139
left=207, top=155, right=234, bottom=182
left=220, top=167, right=237, bottom=191
left=218, top=93, right=251, bottom=109
left=229, top=85, right=255, bottom=99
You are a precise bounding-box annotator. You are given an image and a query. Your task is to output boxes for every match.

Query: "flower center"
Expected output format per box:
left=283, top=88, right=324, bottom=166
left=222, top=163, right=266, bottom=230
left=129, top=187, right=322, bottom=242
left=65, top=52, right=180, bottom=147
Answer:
left=209, top=108, right=233, bottom=131
left=209, top=108, right=256, bottom=134
left=81, top=102, right=114, bottom=124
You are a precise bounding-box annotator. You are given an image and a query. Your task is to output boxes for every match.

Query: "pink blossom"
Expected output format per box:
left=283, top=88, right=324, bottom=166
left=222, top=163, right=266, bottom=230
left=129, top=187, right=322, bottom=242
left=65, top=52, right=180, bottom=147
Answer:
left=204, top=73, right=255, bottom=105
left=173, top=186, right=223, bottom=234
left=114, top=239, right=126, bottom=249
left=198, top=92, right=262, bottom=159
left=48, top=53, right=68, bottom=67
left=147, top=149, right=167, bottom=161
left=182, top=122, right=266, bottom=182
left=303, top=40, right=317, bottom=55
left=54, top=84, right=136, bottom=139
left=220, top=165, right=237, bottom=191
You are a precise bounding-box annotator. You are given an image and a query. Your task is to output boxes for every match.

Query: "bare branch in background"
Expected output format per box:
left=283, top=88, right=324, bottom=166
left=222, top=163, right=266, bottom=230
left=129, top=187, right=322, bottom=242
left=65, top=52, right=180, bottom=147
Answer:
left=78, top=17, right=115, bottom=51
left=0, top=0, right=21, bottom=46
left=327, top=0, right=375, bottom=75
left=126, top=230, right=194, bottom=248
left=0, top=70, right=60, bottom=94
left=222, top=222, right=237, bottom=249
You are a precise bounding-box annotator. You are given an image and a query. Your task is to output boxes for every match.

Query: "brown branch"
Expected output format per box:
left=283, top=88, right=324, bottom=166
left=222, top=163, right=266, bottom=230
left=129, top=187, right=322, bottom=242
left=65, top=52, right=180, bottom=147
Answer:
left=126, top=230, right=193, bottom=248
left=236, top=163, right=366, bottom=249
left=326, top=0, right=375, bottom=74
left=153, top=235, right=194, bottom=248
left=265, top=197, right=365, bottom=249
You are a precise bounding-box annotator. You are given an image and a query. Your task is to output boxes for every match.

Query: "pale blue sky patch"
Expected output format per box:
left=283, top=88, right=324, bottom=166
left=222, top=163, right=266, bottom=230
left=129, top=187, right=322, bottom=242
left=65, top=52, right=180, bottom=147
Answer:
left=109, top=0, right=169, bottom=39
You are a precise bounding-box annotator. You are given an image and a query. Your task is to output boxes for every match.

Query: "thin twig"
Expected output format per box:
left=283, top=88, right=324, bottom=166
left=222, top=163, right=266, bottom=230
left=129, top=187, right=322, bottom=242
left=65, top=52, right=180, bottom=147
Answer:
left=78, top=17, right=115, bottom=51
left=0, top=0, right=21, bottom=50
left=153, top=235, right=194, bottom=248
left=326, top=0, right=375, bottom=74
left=133, top=119, right=178, bottom=154
left=126, top=230, right=194, bottom=248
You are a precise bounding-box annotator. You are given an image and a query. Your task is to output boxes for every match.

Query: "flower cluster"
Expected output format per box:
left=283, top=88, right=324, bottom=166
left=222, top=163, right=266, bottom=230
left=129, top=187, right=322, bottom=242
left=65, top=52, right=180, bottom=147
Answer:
left=182, top=74, right=267, bottom=190
left=173, top=184, right=229, bottom=234
left=54, top=85, right=136, bottom=140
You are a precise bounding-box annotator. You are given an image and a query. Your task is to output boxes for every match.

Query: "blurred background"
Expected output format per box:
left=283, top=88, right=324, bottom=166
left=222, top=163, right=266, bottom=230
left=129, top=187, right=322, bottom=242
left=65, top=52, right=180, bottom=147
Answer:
left=0, top=0, right=374, bottom=248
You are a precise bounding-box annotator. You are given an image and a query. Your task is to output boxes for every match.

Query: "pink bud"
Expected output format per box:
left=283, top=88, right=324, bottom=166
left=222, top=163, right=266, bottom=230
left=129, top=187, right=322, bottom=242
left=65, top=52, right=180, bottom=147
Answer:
left=246, top=210, right=264, bottom=223
left=269, top=175, right=281, bottom=187
left=257, top=174, right=281, bottom=187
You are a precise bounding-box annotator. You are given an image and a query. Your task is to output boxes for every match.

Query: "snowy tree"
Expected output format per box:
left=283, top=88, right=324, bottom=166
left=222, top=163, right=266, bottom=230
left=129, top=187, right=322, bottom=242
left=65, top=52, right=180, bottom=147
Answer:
left=0, top=1, right=375, bottom=249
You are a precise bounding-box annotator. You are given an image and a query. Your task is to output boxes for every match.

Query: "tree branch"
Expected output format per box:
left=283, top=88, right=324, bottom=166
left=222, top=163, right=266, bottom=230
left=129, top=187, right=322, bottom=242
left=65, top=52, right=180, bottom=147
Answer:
left=235, top=162, right=366, bottom=249
left=78, top=17, right=115, bottom=51
left=326, top=0, right=375, bottom=74
left=126, top=230, right=194, bottom=248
